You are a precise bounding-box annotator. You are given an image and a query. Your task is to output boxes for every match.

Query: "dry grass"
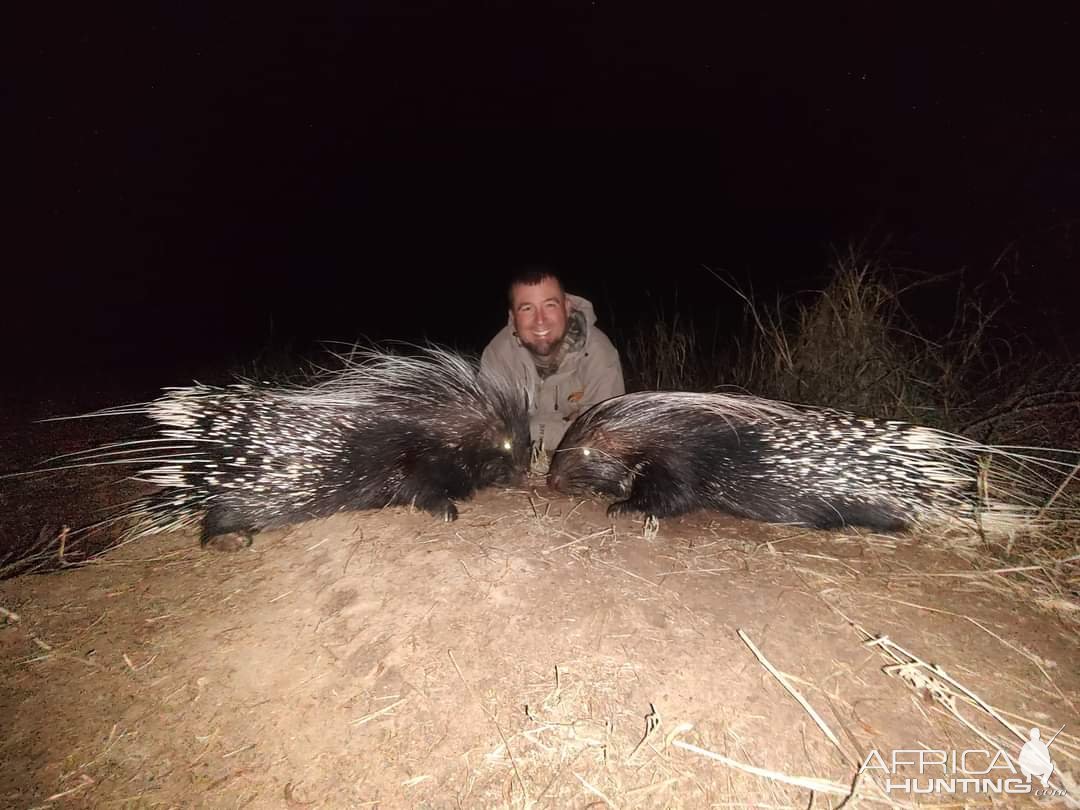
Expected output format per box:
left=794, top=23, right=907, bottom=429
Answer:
left=618, top=243, right=1080, bottom=443
left=725, top=251, right=996, bottom=429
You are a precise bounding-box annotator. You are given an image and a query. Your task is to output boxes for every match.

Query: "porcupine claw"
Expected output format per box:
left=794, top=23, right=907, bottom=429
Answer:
left=606, top=501, right=661, bottom=538
left=202, top=531, right=255, bottom=553
left=432, top=499, right=459, bottom=522
left=606, top=500, right=636, bottom=519
left=643, top=514, right=660, bottom=540
left=407, top=491, right=460, bottom=522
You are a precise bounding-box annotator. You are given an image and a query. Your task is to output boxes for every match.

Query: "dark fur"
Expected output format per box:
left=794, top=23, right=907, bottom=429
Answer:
left=547, top=393, right=974, bottom=532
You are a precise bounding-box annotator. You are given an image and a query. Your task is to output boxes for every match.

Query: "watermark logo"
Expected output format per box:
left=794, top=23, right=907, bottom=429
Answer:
left=860, top=725, right=1067, bottom=798
left=1018, top=727, right=1055, bottom=787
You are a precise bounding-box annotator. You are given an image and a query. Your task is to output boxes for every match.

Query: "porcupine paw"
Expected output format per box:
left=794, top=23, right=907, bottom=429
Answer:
left=202, top=531, right=255, bottom=553
left=606, top=500, right=639, bottom=519
left=424, top=499, right=459, bottom=522
left=643, top=514, right=660, bottom=540
left=607, top=502, right=661, bottom=537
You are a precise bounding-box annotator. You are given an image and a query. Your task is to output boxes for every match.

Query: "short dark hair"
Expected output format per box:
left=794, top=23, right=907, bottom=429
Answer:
left=507, top=265, right=564, bottom=307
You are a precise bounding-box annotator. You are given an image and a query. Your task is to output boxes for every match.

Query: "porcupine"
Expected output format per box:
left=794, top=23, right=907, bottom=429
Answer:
left=546, top=390, right=1078, bottom=537
left=37, top=345, right=531, bottom=551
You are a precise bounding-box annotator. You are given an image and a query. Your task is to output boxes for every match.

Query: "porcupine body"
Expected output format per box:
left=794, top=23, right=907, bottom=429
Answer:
left=547, top=391, right=1075, bottom=536
left=45, top=346, right=531, bottom=550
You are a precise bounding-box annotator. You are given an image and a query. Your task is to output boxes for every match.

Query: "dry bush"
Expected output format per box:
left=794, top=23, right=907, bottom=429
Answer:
left=618, top=243, right=1080, bottom=444
left=621, top=308, right=726, bottom=393
left=717, top=245, right=996, bottom=430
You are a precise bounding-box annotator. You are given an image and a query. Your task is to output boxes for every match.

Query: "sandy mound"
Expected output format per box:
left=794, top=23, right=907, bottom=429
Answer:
left=2, top=486, right=1078, bottom=808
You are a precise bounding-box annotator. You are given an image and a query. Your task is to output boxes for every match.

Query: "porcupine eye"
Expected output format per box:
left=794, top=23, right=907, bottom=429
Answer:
left=501, top=439, right=512, bottom=452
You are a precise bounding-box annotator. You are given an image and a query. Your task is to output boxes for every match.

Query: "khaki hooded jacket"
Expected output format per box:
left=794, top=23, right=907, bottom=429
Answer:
left=481, top=294, right=625, bottom=455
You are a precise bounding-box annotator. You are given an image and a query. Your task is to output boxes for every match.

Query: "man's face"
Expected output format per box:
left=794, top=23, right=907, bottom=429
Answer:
left=510, top=277, right=571, bottom=357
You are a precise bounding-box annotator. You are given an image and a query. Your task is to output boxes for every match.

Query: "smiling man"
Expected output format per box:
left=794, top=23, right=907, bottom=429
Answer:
left=481, top=266, right=625, bottom=472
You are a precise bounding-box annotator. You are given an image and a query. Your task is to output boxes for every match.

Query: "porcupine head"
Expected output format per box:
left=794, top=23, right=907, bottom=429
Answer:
left=546, top=413, right=637, bottom=500
left=468, top=366, right=533, bottom=489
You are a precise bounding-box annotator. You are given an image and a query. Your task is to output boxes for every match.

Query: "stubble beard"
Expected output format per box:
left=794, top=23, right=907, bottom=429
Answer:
left=522, top=334, right=567, bottom=379
left=523, top=334, right=561, bottom=358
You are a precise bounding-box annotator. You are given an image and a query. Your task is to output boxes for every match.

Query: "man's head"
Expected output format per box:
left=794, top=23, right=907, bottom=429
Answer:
left=507, top=267, right=572, bottom=358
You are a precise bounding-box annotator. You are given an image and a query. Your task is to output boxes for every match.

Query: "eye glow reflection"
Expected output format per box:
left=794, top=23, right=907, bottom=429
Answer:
left=582, top=448, right=591, bottom=457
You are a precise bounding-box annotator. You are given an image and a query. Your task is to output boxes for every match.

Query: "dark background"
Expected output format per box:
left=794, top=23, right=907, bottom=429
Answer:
left=7, top=3, right=1078, bottom=403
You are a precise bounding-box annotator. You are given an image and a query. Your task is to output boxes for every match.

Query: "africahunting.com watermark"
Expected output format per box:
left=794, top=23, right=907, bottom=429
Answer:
left=860, top=726, right=1068, bottom=798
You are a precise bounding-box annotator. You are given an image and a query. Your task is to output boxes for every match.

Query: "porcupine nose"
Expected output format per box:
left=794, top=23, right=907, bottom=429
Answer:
left=548, top=472, right=561, bottom=490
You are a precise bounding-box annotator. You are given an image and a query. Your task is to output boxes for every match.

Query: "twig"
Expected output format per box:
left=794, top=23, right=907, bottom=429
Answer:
left=448, top=648, right=529, bottom=804
left=668, top=727, right=850, bottom=797
left=906, top=552, right=1080, bottom=578
left=351, top=697, right=408, bottom=726
left=573, top=771, right=619, bottom=809
left=46, top=774, right=94, bottom=802
left=625, top=703, right=661, bottom=764
left=737, top=630, right=849, bottom=762
left=863, top=594, right=1076, bottom=714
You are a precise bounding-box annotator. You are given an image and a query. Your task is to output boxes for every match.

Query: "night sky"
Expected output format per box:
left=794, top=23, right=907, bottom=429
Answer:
left=8, top=4, right=1079, bottom=400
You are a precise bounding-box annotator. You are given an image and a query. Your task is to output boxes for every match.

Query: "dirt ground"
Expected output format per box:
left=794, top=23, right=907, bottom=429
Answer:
left=2, top=463, right=1080, bottom=810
